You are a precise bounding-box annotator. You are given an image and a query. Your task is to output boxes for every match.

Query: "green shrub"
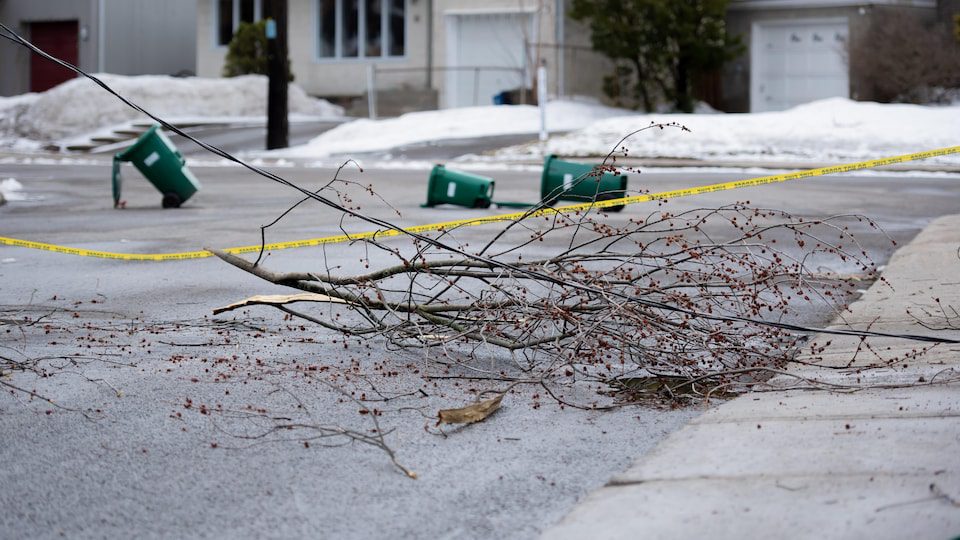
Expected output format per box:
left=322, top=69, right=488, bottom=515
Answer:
left=222, top=20, right=294, bottom=81
left=571, top=0, right=741, bottom=112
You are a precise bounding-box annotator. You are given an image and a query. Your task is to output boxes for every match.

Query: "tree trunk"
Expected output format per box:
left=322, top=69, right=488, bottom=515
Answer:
left=632, top=57, right=654, bottom=112
left=675, top=56, right=693, bottom=113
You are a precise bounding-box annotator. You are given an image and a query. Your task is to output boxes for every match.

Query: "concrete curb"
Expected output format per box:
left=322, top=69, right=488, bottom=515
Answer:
left=543, top=215, right=960, bottom=539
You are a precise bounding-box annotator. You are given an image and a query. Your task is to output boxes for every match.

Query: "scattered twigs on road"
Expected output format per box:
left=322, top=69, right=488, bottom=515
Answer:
left=907, top=298, right=960, bottom=331
left=187, top=374, right=418, bottom=478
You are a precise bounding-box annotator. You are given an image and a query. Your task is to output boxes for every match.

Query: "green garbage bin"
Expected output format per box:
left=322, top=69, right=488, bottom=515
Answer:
left=112, top=125, right=201, bottom=208
left=540, top=155, right=627, bottom=212
left=423, top=165, right=494, bottom=208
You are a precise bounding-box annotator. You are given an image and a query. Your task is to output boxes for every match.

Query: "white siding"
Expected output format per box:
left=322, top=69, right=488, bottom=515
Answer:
left=102, top=0, right=197, bottom=76
left=197, top=0, right=428, bottom=97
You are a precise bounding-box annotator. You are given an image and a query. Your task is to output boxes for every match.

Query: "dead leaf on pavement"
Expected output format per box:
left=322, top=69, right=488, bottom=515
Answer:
left=213, top=293, right=349, bottom=315
left=437, top=393, right=505, bottom=425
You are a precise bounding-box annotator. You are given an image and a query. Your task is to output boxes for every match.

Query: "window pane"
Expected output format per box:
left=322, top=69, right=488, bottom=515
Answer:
left=239, top=0, right=255, bottom=23
left=318, top=0, right=336, bottom=57
left=365, top=0, right=382, bottom=57
left=388, top=0, right=404, bottom=56
left=217, top=0, right=233, bottom=45
left=342, top=0, right=359, bottom=57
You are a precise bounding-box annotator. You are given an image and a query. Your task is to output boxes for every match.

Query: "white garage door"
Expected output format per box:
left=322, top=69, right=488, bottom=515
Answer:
left=751, top=18, right=849, bottom=112
left=446, top=12, right=532, bottom=108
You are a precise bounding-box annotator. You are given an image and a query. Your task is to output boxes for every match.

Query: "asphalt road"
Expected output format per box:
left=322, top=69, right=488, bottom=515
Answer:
left=1, top=160, right=959, bottom=538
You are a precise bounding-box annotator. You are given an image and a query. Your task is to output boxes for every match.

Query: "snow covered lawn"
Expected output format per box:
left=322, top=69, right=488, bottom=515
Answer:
left=273, top=100, right=635, bottom=158
left=503, top=98, right=960, bottom=165
left=275, top=97, right=959, bottom=167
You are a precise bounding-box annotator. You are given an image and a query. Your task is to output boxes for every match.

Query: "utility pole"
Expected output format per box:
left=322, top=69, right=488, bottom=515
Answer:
left=265, top=0, right=288, bottom=149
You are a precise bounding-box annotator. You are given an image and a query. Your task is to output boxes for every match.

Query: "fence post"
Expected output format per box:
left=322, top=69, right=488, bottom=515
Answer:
left=537, top=61, right=548, bottom=142
left=473, top=67, right=480, bottom=106
left=520, top=62, right=528, bottom=105
left=367, top=64, right=378, bottom=120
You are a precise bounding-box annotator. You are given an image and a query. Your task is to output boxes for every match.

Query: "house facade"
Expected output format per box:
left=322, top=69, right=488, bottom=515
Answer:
left=721, top=0, right=947, bottom=112
left=196, top=0, right=612, bottom=113
left=0, top=0, right=197, bottom=97
left=195, top=0, right=955, bottom=114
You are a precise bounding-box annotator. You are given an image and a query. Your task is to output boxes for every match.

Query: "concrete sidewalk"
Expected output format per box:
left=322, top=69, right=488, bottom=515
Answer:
left=544, top=215, right=960, bottom=539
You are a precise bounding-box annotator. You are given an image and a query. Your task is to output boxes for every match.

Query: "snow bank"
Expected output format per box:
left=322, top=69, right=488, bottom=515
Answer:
left=517, top=98, right=960, bottom=164
left=0, top=74, right=343, bottom=142
left=273, top=97, right=958, bottom=166
left=274, top=100, right=636, bottom=157
left=0, top=93, right=42, bottom=150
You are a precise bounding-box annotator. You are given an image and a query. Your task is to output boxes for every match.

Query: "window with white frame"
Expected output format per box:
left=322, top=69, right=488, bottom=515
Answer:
left=318, top=0, right=405, bottom=59
left=217, top=0, right=263, bottom=46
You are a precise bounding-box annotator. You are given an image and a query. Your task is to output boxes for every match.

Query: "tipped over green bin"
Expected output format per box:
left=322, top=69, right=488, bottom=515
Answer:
left=423, top=165, right=494, bottom=208
left=112, top=125, right=201, bottom=208
left=540, top=155, right=627, bottom=212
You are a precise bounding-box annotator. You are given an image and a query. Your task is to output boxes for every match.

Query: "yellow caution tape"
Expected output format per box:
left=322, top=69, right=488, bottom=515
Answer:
left=1, top=145, right=958, bottom=262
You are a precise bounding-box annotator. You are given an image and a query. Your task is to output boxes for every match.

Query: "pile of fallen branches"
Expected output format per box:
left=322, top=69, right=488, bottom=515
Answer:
left=214, top=202, right=886, bottom=402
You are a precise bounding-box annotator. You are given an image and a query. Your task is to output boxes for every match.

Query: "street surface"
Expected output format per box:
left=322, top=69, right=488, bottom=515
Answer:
left=1, top=159, right=959, bottom=538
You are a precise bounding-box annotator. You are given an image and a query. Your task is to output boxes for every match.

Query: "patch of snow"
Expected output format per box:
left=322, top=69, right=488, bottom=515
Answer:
left=0, top=93, right=43, bottom=150
left=0, top=156, right=104, bottom=166
left=653, top=100, right=720, bottom=114
left=895, top=86, right=960, bottom=106
left=0, top=74, right=344, bottom=145
left=0, top=178, right=25, bottom=201
left=273, top=100, right=638, bottom=158
left=0, top=92, right=40, bottom=115
left=300, top=159, right=543, bottom=173
left=501, top=98, right=960, bottom=166
left=185, top=157, right=297, bottom=168
left=692, top=101, right=721, bottom=114
left=0, top=137, right=43, bottom=152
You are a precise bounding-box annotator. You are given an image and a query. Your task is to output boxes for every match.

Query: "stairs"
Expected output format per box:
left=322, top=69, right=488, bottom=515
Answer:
left=62, top=121, right=220, bottom=153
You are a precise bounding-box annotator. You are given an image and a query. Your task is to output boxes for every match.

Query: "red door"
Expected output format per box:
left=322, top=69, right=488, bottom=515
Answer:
left=29, top=21, right=79, bottom=92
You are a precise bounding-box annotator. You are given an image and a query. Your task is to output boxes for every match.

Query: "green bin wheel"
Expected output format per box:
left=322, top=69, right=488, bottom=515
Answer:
left=475, top=198, right=491, bottom=209
left=162, top=193, right=182, bottom=209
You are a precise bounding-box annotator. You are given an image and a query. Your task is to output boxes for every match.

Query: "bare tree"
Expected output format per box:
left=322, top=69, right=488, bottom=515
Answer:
left=850, top=8, right=960, bottom=103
